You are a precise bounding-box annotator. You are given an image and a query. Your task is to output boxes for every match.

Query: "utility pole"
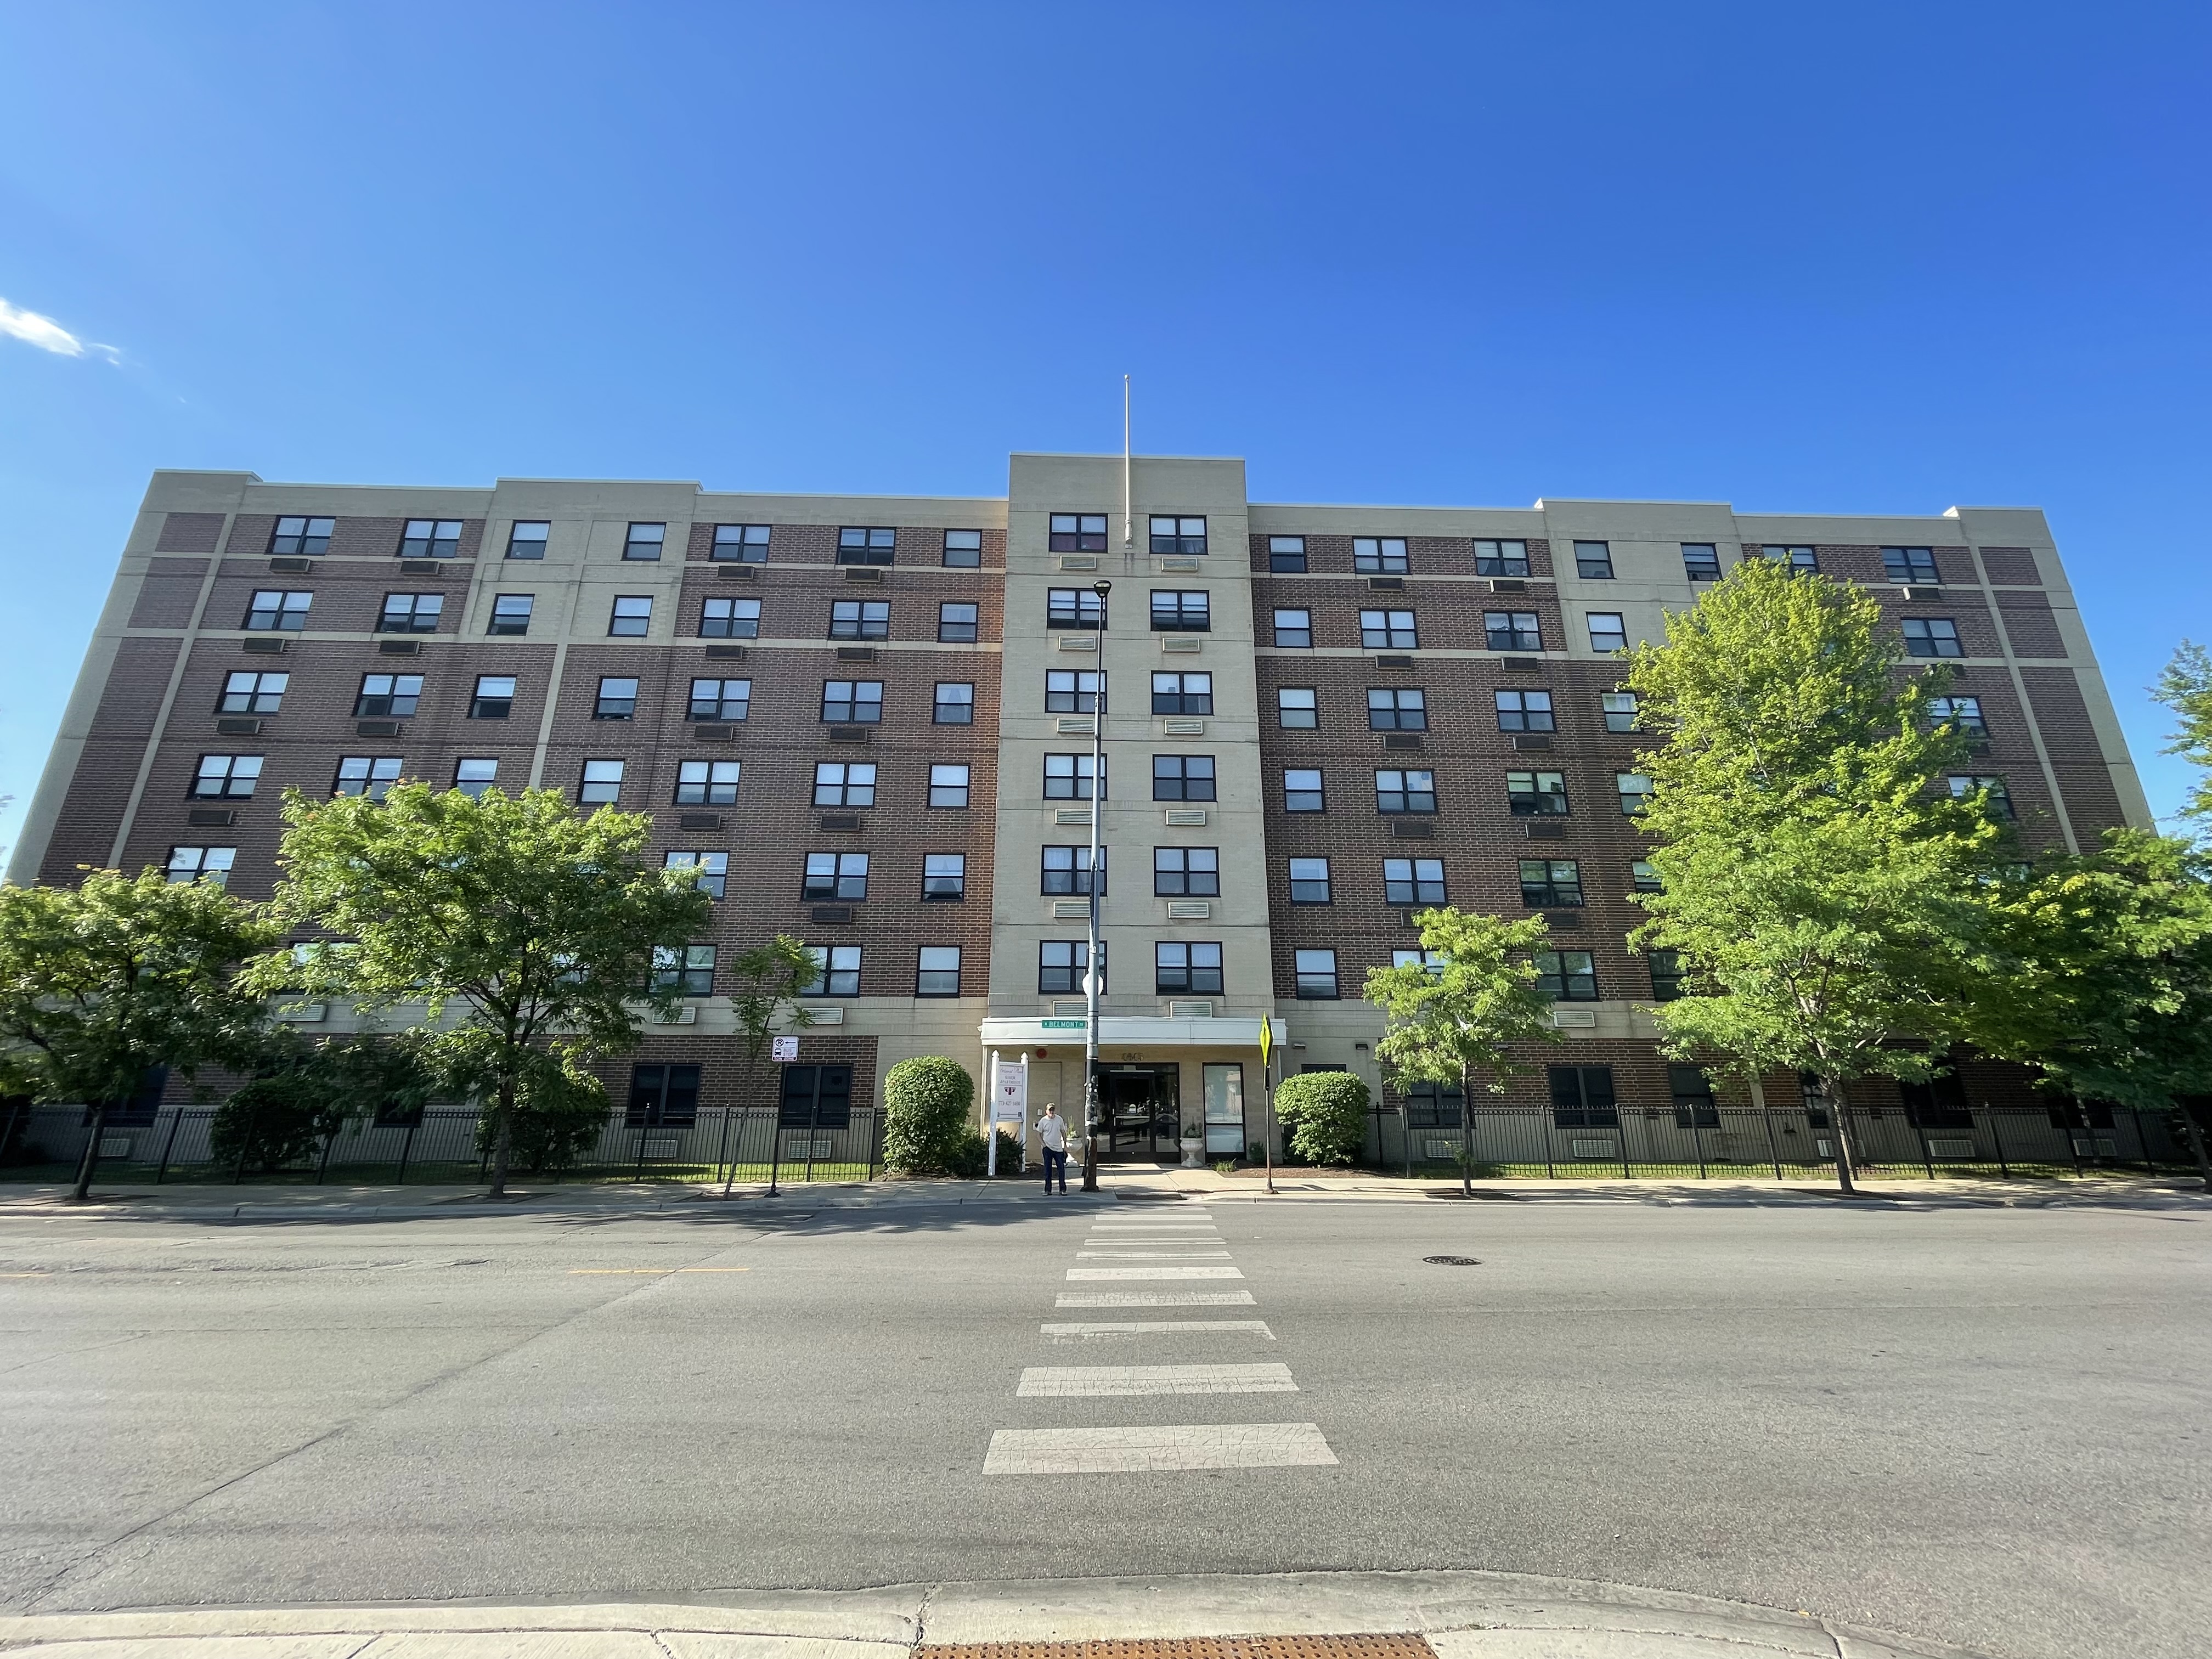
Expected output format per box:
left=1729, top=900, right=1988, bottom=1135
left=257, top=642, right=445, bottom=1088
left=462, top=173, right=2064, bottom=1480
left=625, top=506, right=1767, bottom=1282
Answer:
left=1081, top=578, right=1111, bottom=1192
left=1122, top=375, right=1133, bottom=551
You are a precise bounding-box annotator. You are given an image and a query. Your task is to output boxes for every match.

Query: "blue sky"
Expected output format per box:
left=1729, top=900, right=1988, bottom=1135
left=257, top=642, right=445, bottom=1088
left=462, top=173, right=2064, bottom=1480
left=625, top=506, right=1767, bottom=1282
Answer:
left=2, top=1, right=2205, bottom=853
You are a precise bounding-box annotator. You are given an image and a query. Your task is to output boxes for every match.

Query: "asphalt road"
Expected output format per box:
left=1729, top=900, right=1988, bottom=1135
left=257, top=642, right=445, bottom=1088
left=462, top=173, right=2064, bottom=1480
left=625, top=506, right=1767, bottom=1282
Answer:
left=2, top=1189, right=2206, bottom=1659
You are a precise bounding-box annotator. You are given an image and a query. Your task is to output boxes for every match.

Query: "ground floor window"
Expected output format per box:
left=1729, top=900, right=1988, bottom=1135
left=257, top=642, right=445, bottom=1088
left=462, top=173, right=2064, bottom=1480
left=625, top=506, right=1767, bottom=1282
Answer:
left=1403, top=1080, right=1463, bottom=1128
left=628, top=1064, right=700, bottom=1126
left=1668, top=1064, right=1719, bottom=1129
left=1549, top=1065, right=1617, bottom=1128
left=781, top=1065, right=853, bottom=1130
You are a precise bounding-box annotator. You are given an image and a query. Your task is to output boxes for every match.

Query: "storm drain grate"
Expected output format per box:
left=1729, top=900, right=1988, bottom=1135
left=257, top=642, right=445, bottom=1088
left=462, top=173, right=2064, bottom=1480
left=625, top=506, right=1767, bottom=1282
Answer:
left=1423, top=1255, right=1482, bottom=1267
left=917, top=1635, right=1437, bottom=1659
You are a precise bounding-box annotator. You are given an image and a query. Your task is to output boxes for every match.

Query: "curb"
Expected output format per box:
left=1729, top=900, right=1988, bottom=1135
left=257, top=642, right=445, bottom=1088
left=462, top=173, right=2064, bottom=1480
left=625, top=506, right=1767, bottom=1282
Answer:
left=0, top=1568, right=1995, bottom=1659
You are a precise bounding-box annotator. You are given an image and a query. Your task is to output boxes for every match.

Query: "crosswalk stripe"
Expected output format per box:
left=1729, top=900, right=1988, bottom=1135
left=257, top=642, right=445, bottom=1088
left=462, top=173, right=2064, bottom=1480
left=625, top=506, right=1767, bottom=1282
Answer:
left=1068, top=1266, right=1244, bottom=1280
left=1076, top=1250, right=1233, bottom=1259
left=983, top=1421, right=1337, bottom=1474
left=1055, top=1289, right=1256, bottom=1307
left=1018, top=1363, right=1295, bottom=1396
left=1041, top=1321, right=1275, bottom=1340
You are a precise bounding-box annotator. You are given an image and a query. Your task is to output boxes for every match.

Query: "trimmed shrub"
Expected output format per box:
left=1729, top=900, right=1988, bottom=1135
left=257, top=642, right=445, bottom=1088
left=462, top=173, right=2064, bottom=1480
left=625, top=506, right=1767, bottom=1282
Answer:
left=944, top=1126, right=1022, bottom=1180
left=882, top=1056, right=976, bottom=1175
left=210, top=1074, right=338, bottom=1174
left=1273, top=1070, right=1371, bottom=1166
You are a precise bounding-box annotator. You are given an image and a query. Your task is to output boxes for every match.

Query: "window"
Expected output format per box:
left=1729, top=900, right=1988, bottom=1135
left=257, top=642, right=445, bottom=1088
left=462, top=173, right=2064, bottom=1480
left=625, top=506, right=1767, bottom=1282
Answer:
left=1948, top=775, right=2015, bottom=819
left=1392, top=949, right=1449, bottom=976
left=665, top=850, right=727, bottom=899
left=1284, top=768, right=1325, bottom=812
left=675, top=759, right=742, bottom=805
left=595, top=676, right=639, bottom=719
left=689, top=678, right=750, bottom=721
left=1048, top=588, right=1104, bottom=629
left=1153, top=846, right=1216, bottom=896
left=838, top=526, right=896, bottom=566
left=623, top=523, right=665, bottom=561
left=938, top=601, right=979, bottom=642
left=803, top=851, right=868, bottom=900
left=1153, top=754, right=1215, bottom=801
left=1361, top=608, right=1418, bottom=649
left=1669, top=1064, right=1719, bottom=1128
left=1681, top=543, right=1722, bottom=580
left=603, top=595, right=651, bottom=637
left=1050, top=514, right=1109, bottom=553
left=1763, top=544, right=1818, bottom=573
left=1354, top=537, right=1408, bottom=573
left=1900, top=1073, right=1974, bottom=1130
left=165, top=846, right=236, bottom=885
left=1153, top=672, right=1212, bottom=715
left=1046, top=845, right=1107, bottom=894
left=922, top=854, right=966, bottom=900
left=334, top=756, right=404, bottom=800
left=1268, top=535, right=1307, bottom=572
left=1404, top=1079, right=1463, bottom=1127
left=269, top=516, right=332, bottom=557
left=1476, top=538, right=1530, bottom=577
left=1602, top=691, right=1639, bottom=732
left=1375, top=769, right=1436, bottom=814
left=470, top=675, right=516, bottom=719
left=1535, top=950, right=1599, bottom=1000
left=701, top=596, right=760, bottom=638
left=928, top=763, right=970, bottom=808
left=652, top=944, right=716, bottom=995
left=1273, top=608, right=1314, bottom=647
left=578, top=759, right=624, bottom=805
left=1630, top=859, right=1662, bottom=893
left=375, top=592, right=440, bottom=634
left=1550, top=1065, right=1618, bottom=1127
left=1519, top=859, right=1583, bottom=907
left=1277, top=687, right=1317, bottom=727
left=506, top=521, right=549, bottom=560
left=1494, top=689, right=1553, bottom=732
left=916, top=946, right=962, bottom=996
left=1927, top=695, right=1987, bottom=737
left=942, top=529, right=982, bottom=567
left=1047, top=669, right=1101, bottom=712
left=1648, top=950, right=1686, bottom=1002
left=1156, top=941, right=1223, bottom=995
left=713, top=523, right=770, bottom=562
left=804, top=945, right=862, bottom=997
left=1045, top=753, right=1099, bottom=799
left=781, top=1062, right=855, bottom=1127
left=1616, top=772, right=1654, bottom=815
left=1288, top=857, right=1331, bottom=904
left=1038, top=940, right=1096, bottom=995
left=246, top=590, right=312, bottom=631
left=1384, top=857, right=1447, bottom=906
left=219, top=671, right=288, bottom=714
left=1484, top=611, right=1541, bottom=652
left=1508, top=770, right=1568, bottom=815
left=1575, top=541, right=1615, bottom=579
left=400, top=519, right=462, bottom=559
left=933, top=682, right=973, bottom=724
left=1883, top=546, right=1939, bottom=583
left=488, top=594, right=534, bottom=635
left=1368, top=688, right=1427, bottom=730
left=453, top=758, right=499, bottom=798
left=1588, top=612, right=1628, bottom=653
left=812, top=761, right=876, bottom=808
left=354, top=673, right=422, bottom=717
left=828, top=599, right=889, bottom=641
left=1150, top=515, right=1207, bottom=555
left=628, top=1063, right=701, bottom=1126
left=822, top=680, right=884, bottom=724
left=1903, top=618, right=1963, bottom=658
left=1295, top=949, right=1339, bottom=999
left=1152, top=590, right=1210, bottom=631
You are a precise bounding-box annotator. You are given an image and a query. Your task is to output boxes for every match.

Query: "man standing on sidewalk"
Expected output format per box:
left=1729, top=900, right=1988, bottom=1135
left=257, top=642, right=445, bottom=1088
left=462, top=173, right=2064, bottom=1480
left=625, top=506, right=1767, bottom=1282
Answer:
left=1036, top=1104, right=1069, bottom=1194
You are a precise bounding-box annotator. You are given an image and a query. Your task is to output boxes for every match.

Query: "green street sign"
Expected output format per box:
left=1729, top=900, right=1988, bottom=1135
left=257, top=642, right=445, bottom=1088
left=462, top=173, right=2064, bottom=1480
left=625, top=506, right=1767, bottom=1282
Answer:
left=1040, top=1019, right=1088, bottom=1029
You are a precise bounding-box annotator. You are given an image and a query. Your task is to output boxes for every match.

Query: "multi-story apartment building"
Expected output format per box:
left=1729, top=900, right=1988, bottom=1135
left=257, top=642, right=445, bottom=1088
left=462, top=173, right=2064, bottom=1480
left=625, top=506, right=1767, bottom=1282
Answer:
left=8, top=455, right=2151, bottom=1165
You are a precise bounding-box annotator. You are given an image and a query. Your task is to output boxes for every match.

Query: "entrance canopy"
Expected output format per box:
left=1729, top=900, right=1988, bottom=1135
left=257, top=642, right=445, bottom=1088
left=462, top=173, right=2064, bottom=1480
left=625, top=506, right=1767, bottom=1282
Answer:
left=979, top=1015, right=1287, bottom=1049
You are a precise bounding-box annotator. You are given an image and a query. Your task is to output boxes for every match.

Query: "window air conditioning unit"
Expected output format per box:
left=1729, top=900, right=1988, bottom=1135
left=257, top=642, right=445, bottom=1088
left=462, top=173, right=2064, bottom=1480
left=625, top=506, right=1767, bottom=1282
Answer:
left=99, top=1135, right=136, bottom=1158
left=1815, top=1139, right=1833, bottom=1158
left=785, top=1136, right=834, bottom=1158
left=654, top=1006, right=698, bottom=1025
left=1570, top=1139, right=1617, bottom=1160
left=2073, top=1136, right=2117, bottom=1157
left=1424, top=1139, right=1457, bottom=1160
left=1927, top=1138, right=1977, bottom=1160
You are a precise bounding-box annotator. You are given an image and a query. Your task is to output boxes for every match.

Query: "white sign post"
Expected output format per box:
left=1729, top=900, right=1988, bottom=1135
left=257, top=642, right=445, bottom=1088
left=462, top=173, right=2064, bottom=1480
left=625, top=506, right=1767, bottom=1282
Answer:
left=991, top=1056, right=1028, bottom=1177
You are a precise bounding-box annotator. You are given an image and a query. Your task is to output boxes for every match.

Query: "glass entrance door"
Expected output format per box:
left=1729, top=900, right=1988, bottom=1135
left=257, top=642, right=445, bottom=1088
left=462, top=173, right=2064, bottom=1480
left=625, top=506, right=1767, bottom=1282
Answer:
left=1100, top=1065, right=1181, bottom=1161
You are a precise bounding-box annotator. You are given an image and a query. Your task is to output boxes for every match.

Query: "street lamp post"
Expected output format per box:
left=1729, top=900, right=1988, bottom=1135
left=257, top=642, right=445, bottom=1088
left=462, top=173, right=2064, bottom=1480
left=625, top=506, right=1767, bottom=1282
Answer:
left=1081, top=579, right=1111, bottom=1193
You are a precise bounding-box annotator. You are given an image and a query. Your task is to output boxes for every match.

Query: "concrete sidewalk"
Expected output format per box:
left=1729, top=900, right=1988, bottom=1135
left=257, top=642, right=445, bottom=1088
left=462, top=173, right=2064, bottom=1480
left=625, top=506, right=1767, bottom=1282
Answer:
left=0, top=1568, right=1989, bottom=1658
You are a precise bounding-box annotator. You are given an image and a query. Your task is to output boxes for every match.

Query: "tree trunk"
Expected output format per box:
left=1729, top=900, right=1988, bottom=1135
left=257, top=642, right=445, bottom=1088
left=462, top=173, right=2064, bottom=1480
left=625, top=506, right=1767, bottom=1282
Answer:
left=486, top=1076, right=516, bottom=1198
left=1821, top=1074, right=1860, bottom=1195
left=2175, top=1096, right=2212, bottom=1193
left=70, top=1100, right=110, bottom=1203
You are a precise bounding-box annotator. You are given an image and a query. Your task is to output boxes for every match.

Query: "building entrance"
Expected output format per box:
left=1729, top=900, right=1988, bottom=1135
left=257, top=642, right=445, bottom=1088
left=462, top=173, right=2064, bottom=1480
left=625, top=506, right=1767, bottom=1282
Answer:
left=1094, top=1063, right=1181, bottom=1163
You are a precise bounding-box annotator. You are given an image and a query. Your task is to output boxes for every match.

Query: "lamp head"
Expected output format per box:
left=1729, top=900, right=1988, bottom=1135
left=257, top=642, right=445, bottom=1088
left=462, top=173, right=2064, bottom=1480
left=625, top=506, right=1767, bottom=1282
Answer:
left=1092, top=579, right=1113, bottom=597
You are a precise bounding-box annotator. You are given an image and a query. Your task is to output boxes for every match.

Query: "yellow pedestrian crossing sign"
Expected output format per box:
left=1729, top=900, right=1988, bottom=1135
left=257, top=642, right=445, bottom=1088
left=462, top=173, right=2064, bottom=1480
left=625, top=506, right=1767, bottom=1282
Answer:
left=1257, top=1019, right=1273, bottom=1068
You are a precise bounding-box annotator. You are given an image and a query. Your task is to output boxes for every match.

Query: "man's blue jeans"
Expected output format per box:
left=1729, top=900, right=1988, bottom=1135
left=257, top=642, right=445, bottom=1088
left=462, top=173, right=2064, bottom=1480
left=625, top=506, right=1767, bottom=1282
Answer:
left=1041, top=1147, right=1068, bottom=1192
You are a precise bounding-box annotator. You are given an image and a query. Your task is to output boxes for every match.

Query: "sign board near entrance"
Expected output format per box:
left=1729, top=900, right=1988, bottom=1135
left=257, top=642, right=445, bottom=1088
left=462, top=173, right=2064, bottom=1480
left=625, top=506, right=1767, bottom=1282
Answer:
left=993, top=1060, right=1028, bottom=1122
left=1040, top=1019, right=1087, bottom=1030
left=770, top=1035, right=799, bottom=1063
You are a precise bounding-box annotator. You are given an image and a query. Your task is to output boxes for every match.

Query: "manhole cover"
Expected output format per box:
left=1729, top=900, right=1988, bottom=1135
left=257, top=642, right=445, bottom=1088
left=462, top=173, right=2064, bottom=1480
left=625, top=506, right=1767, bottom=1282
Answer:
left=1423, top=1255, right=1482, bottom=1266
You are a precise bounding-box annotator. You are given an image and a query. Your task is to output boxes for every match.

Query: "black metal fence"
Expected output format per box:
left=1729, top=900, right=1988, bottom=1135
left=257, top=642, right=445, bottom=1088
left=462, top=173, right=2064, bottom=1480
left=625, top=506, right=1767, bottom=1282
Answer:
left=1363, top=1102, right=2203, bottom=1180
left=0, top=1103, right=883, bottom=1187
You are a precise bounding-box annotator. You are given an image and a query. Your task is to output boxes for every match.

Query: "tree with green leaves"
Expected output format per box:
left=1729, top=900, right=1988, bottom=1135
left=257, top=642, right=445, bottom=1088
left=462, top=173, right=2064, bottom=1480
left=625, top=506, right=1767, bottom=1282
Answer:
left=0, top=867, right=280, bottom=1201
left=211, top=1030, right=442, bottom=1178
left=1623, top=558, right=2012, bottom=1193
left=250, top=784, right=711, bottom=1198
left=2155, top=641, right=2212, bottom=835
left=1363, top=907, right=1560, bottom=1195
left=719, top=936, right=817, bottom=1196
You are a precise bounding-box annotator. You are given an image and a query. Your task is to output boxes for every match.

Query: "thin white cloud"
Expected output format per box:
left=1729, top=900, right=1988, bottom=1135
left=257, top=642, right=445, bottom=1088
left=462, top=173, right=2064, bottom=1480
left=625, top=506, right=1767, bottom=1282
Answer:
left=0, top=297, right=121, bottom=363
